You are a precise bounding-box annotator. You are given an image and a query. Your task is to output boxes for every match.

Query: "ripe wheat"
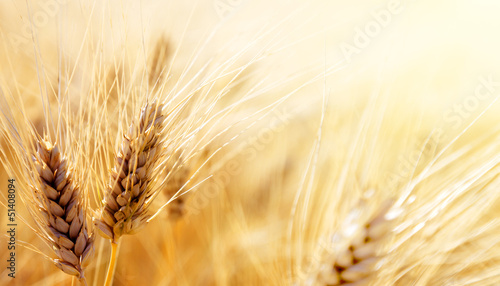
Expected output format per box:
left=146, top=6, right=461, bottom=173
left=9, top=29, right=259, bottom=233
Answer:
left=316, top=201, right=394, bottom=285
left=31, top=139, right=94, bottom=283
left=95, top=101, right=166, bottom=242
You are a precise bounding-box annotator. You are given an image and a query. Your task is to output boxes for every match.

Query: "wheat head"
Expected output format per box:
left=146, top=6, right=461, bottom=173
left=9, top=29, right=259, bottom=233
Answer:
left=31, top=138, right=94, bottom=282
left=95, top=101, right=165, bottom=243
left=161, top=151, right=191, bottom=219
left=316, top=201, right=394, bottom=286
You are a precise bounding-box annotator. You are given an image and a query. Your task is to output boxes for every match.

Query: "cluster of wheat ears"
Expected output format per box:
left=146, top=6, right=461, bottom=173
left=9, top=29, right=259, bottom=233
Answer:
left=2, top=1, right=500, bottom=286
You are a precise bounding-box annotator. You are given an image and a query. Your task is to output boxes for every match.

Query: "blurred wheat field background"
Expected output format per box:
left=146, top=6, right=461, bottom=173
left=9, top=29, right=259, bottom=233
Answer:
left=1, top=0, right=500, bottom=285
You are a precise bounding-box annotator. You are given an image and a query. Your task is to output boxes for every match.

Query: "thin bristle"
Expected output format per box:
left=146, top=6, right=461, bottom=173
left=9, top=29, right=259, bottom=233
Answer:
left=96, top=101, right=165, bottom=242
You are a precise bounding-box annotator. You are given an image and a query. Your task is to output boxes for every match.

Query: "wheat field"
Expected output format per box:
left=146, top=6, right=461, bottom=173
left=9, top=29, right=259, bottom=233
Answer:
left=1, top=0, right=500, bottom=285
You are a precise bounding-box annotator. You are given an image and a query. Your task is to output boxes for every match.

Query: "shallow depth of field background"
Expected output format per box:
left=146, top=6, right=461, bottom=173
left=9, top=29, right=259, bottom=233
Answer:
left=1, top=0, right=500, bottom=285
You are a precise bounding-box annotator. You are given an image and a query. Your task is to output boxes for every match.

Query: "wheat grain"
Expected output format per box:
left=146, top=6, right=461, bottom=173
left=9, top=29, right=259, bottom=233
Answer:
left=148, top=36, right=170, bottom=87
left=316, top=201, right=394, bottom=286
left=95, top=101, right=165, bottom=243
left=31, top=138, right=94, bottom=282
left=161, top=151, right=191, bottom=219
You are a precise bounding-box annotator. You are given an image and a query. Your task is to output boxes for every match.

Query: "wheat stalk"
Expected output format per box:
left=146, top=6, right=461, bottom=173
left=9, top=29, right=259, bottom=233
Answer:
left=31, top=138, right=94, bottom=284
left=94, top=101, right=165, bottom=285
left=316, top=201, right=394, bottom=286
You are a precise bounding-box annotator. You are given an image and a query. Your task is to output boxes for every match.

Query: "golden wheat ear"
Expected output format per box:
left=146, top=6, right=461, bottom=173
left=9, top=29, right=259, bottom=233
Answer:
left=95, top=101, right=165, bottom=243
left=316, top=200, right=395, bottom=286
left=161, top=151, right=191, bottom=219
left=32, top=139, right=94, bottom=282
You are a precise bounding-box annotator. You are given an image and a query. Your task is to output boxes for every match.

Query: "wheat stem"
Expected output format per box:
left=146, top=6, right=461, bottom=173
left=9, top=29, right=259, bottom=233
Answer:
left=105, top=240, right=120, bottom=286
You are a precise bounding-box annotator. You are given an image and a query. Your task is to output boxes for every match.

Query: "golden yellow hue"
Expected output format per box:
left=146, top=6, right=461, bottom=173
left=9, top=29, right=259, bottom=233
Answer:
left=1, top=1, right=500, bottom=285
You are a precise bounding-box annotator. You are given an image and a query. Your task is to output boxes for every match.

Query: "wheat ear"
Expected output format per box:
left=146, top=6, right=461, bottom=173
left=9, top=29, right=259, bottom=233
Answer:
left=95, top=101, right=165, bottom=286
left=95, top=101, right=165, bottom=242
left=317, top=202, right=394, bottom=286
left=32, top=139, right=94, bottom=283
left=162, top=153, right=190, bottom=219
